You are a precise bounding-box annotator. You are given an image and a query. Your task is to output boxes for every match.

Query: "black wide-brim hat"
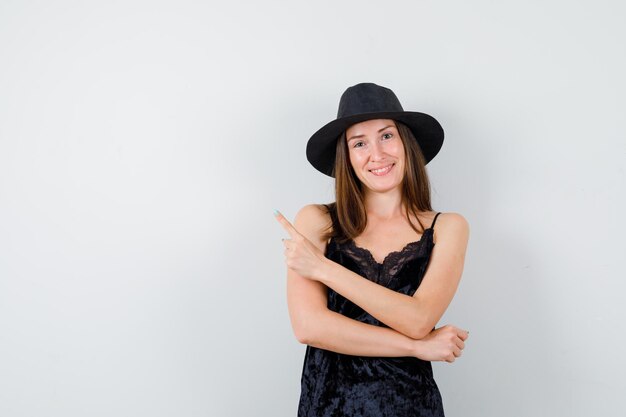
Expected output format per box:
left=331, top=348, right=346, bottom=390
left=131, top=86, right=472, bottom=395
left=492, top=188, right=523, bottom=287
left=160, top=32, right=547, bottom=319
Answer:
left=306, top=82, right=444, bottom=177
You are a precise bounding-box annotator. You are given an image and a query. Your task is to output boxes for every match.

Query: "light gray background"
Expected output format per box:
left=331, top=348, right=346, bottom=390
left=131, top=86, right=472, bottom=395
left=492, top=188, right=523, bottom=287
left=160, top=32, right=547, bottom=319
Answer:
left=1, top=1, right=624, bottom=416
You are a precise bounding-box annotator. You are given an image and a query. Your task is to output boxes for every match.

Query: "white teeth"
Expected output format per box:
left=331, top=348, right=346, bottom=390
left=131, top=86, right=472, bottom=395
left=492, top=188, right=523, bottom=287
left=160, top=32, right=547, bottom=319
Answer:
left=370, top=164, right=393, bottom=174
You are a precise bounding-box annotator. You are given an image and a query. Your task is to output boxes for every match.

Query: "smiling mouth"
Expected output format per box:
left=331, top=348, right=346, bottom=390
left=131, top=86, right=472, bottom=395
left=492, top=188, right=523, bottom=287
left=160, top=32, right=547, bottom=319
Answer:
left=369, top=163, right=395, bottom=176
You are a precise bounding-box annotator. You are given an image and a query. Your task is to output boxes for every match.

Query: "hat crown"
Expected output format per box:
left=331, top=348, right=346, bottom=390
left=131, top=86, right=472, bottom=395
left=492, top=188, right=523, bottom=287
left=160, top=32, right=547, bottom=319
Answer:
left=337, top=83, right=404, bottom=118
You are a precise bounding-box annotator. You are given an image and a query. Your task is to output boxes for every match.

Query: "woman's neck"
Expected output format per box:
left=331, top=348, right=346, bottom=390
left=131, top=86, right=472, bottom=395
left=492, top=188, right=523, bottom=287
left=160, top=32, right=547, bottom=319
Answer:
left=363, top=188, right=405, bottom=220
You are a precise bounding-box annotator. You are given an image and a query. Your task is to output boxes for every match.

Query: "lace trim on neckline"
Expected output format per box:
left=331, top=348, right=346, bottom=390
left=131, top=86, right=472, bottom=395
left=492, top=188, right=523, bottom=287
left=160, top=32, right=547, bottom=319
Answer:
left=345, top=228, right=434, bottom=267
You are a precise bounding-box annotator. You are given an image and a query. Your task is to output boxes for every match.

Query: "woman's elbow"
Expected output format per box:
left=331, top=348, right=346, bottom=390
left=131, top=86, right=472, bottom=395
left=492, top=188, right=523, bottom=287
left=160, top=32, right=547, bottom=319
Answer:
left=406, top=325, right=433, bottom=340
left=293, top=325, right=313, bottom=345
left=406, top=312, right=438, bottom=339
left=291, top=312, right=325, bottom=345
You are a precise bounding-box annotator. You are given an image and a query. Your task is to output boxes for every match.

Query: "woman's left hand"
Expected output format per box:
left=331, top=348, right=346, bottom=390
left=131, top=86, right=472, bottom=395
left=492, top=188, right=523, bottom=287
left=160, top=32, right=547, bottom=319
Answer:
left=274, top=210, right=329, bottom=281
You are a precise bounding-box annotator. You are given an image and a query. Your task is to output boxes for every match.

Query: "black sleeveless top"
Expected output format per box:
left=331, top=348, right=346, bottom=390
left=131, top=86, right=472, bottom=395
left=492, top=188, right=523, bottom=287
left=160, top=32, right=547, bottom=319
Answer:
left=298, top=212, right=445, bottom=417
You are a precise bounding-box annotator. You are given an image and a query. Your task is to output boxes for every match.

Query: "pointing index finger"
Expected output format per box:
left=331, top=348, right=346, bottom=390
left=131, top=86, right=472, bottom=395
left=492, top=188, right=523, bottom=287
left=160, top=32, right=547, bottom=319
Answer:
left=273, top=210, right=300, bottom=238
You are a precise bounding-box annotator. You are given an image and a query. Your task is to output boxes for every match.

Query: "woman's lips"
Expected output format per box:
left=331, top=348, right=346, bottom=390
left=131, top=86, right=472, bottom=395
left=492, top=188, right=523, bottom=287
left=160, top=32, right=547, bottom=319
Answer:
left=369, top=163, right=394, bottom=176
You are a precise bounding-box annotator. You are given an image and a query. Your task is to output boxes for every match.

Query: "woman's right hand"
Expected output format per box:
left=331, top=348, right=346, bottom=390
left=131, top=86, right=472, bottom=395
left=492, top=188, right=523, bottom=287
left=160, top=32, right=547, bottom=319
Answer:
left=413, top=325, right=469, bottom=363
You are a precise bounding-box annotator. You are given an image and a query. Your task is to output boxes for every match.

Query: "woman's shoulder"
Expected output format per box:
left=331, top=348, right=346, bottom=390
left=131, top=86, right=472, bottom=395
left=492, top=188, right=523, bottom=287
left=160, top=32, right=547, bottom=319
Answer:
left=435, top=211, right=469, bottom=228
left=295, top=203, right=332, bottom=225
left=294, top=204, right=333, bottom=248
left=432, top=211, right=470, bottom=244
left=433, top=211, right=469, bottom=225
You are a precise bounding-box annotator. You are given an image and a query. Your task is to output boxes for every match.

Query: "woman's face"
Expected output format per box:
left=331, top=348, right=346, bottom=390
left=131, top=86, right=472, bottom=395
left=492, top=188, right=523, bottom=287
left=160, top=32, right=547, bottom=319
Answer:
left=345, top=118, right=405, bottom=194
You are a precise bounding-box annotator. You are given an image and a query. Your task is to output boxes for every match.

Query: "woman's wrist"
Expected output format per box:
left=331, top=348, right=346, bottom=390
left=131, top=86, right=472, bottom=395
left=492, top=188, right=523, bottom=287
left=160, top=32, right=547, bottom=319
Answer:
left=412, top=339, right=425, bottom=359
left=316, top=258, right=336, bottom=285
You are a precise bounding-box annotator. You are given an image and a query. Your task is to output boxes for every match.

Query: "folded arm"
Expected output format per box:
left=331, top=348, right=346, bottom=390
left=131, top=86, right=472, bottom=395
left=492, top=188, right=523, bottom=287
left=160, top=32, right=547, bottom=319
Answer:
left=284, top=204, right=467, bottom=360
left=288, top=276, right=418, bottom=357
left=316, top=212, right=469, bottom=340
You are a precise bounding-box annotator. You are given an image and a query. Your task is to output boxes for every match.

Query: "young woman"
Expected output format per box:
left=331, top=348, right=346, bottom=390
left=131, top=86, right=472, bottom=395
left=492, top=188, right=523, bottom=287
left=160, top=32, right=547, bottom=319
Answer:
left=275, top=82, right=470, bottom=416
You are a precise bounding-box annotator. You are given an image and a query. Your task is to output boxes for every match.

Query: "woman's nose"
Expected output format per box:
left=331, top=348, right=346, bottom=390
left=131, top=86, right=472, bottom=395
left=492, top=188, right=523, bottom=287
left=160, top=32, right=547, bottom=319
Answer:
left=369, top=141, right=384, bottom=161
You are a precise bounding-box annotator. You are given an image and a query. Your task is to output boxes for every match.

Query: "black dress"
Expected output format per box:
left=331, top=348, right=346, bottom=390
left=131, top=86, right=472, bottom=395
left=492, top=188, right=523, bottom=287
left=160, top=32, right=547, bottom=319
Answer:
left=298, top=212, right=445, bottom=417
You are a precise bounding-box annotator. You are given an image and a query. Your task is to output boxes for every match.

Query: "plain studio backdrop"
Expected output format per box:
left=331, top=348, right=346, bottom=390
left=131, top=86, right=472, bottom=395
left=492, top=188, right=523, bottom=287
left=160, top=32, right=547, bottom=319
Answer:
left=1, top=1, right=624, bottom=416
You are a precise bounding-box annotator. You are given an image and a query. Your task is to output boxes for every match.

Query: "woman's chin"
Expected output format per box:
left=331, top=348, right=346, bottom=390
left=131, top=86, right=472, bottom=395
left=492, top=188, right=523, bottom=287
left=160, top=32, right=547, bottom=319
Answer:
left=363, top=180, right=402, bottom=194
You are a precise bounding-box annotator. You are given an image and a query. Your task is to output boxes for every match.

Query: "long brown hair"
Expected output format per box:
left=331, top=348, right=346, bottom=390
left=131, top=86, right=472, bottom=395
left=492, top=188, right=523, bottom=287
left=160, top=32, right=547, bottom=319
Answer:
left=321, top=120, right=434, bottom=244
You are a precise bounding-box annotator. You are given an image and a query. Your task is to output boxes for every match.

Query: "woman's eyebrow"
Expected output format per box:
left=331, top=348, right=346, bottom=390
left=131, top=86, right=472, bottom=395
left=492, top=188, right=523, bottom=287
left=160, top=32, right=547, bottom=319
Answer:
left=348, top=125, right=395, bottom=141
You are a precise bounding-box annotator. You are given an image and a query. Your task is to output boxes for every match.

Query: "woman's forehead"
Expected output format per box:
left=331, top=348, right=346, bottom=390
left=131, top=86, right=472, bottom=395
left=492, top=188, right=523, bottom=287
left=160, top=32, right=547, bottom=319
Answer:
left=346, top=119, right=397, bottom=138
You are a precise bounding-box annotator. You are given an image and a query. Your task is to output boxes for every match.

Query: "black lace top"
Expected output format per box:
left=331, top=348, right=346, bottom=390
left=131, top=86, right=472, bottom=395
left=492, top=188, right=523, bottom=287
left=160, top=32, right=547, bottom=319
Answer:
left=298, top=212, right=445, bottom=417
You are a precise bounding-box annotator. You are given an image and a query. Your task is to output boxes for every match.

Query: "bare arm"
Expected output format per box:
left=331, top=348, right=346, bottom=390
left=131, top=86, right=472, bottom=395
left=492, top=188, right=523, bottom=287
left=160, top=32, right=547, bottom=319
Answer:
left=284, top=205, right=467, bottom=360
left=316, top=213, right=470, bottom=340
left=291, top=296, right=465, bottom=361
left=290, top=291, right=417, bottom=357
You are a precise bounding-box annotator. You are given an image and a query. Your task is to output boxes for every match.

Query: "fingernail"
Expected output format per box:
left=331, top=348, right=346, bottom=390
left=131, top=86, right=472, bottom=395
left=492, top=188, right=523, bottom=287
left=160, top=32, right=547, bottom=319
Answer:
left=273, top=209, right=281, bottom=216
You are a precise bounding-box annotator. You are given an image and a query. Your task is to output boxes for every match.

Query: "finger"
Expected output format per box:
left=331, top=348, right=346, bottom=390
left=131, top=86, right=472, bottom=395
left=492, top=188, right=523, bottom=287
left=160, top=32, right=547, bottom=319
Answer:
left=458, top=329, right=469, bottom=341
left=274, top=210, right=301, bottom=238
left=454, top=347, right=462, bottom=357
left=455, top=337, right=465, bottom=350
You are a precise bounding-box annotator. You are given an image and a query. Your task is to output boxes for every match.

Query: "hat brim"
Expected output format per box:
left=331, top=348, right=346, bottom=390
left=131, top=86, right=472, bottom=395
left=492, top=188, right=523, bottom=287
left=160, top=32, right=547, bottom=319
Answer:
left=306, top=111, right=444, bottom=177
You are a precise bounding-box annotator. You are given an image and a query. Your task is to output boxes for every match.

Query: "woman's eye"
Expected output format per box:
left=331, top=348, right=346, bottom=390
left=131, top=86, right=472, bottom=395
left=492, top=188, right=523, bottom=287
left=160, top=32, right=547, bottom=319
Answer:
left=382, top=133, right=393, bottom=140
left=353, top=141, right=364, bottom=148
